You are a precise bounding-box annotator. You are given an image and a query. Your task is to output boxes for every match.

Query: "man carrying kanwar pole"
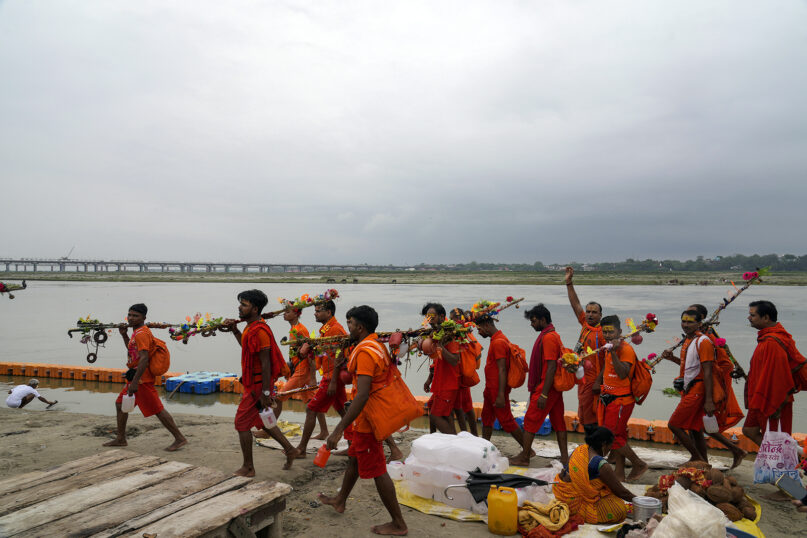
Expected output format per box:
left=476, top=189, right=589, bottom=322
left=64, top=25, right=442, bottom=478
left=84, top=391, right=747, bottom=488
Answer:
left=421, top=302, right=462, bottom=434
left=743, top=300, right=806, bottom=448
left=319, top=305, right=408, bottom=536
left=475, top=314, right=526, bottom=447
left=595, top=315, right=648, bottom=482
left=564, top=266, right=604, bottom=434
left=295, top=299, right=354, bottom=457
left=223, top=290, right=300, bottom=474
left=103, top=303, right=187, bottom=451
left=661, top=309, right=728, bottom=466
left=450, top=308, right=482, bottom=436
left=689, top=303, right=747, bottom=468
left=512, top=304, right=568, bottom=467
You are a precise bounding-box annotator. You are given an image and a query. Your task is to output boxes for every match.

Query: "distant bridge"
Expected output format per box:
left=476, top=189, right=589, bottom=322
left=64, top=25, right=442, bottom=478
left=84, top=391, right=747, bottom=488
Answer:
left=0, top=258, right=412, bottom=274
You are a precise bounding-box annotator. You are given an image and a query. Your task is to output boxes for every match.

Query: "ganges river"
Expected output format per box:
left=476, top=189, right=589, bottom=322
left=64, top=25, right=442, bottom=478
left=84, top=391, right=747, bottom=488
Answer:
left=1, top=281, right=806, bottom=431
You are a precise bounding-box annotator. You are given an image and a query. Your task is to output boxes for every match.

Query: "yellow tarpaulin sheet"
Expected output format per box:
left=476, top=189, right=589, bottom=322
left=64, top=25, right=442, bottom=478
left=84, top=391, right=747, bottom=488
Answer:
left=394, top=481, right=485, bottom=523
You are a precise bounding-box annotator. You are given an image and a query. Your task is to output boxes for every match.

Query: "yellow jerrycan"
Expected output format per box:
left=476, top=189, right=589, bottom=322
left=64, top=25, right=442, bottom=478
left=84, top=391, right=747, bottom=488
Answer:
left=487, top=485, right=518, bottom=535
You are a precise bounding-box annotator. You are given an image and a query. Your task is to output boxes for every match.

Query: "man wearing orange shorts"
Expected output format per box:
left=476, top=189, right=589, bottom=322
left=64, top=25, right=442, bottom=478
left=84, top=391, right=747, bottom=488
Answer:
left=512, top=304, right=567, bottom=467
left=103, top=303, right=186, bottom=452
left=296, top=299, right=352, bottom=455
left=450, top=308, right=482, bottom=436
left=476, top=315, right=525, bottom=447
left=319, top=305, right=407, bottom=536
left=662, top=309, right=719, bottom=464
left=223, top=290, right=300, bottom=475
left=565, top=266, right=605, bottom=434
left=422, top=303, right=461, bottom=434
left=596, top=315, right=647, bottom=482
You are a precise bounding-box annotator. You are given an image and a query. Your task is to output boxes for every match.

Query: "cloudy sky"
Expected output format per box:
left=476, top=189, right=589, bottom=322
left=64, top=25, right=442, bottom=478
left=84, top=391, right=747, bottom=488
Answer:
left=1, top=1, right=805, bottom=265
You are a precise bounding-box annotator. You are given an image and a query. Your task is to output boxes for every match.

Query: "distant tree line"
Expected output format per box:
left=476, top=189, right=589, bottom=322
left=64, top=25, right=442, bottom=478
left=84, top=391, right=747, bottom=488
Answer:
left=412, top=254, right=807, bottom=272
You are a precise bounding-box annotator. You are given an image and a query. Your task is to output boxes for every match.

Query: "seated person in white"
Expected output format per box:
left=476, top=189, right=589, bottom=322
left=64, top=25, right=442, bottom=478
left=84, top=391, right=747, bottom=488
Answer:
left=6, top=379, right=57, bottom=409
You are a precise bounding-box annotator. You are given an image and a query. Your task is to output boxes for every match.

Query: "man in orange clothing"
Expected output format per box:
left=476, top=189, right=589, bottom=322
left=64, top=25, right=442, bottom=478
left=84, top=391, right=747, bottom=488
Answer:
left=512, top=304, right=568, bottom=467
left=476, top=315, right=525, bottom=447
left=223, top=290, right=300, bottom=475
left=103, top=303, right=186, bottom=451
left=319, top=305, right=407, bottom=536
left=662, top=309, right=722, bottom=464
left=565, top=266, right=604, bottom=434
left=421, top=303, right=461, bottom=434
left=594, top=315, right=647, bottom=482
left=743, top=300, right=805, bottom=445
left=296, top=300, right=351, bottom=456
left=450, top=308, right=482, bottom=436
left=689, top=304, right=747, bottom=468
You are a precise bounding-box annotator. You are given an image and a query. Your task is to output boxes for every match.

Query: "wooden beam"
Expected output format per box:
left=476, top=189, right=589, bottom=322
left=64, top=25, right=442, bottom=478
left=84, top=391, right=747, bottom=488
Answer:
left=0, top=461, right=192, bottom=536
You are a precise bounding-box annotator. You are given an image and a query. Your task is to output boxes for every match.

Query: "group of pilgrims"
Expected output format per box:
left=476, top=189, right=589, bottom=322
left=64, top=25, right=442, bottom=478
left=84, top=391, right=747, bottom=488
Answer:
left=92, top=266, right=804, bottom=535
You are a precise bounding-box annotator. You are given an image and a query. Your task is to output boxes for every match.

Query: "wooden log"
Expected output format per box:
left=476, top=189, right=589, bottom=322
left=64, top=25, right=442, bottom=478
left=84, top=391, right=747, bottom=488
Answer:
left=0, top=461, right=192, bottom=536
left=0, top=449, right=135, bottom=497
left=0, top=454, right=164, bottom=516
left=129, top=481, right=292, bottom=538
left=90, top=475, right=252, bottom=538
left=15, top=466, right=234, bottom=538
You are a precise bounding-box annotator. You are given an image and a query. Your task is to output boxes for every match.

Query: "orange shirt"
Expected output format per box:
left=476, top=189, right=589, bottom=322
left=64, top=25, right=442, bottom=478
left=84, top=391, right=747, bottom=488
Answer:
left=679, top=333, right=714, bottom=382
left=484, top=331, right=511, bottom=393
left=240, top=320, right=274, bottom=389
left=601, top=342, right=636, bottom=402
left=288, top=322, right=311, bottom=379
left=348, top=334, right=390, bottom=433
left=430, top=341, right=461, bottom=392
left=577, top=311, right=605, bottom=381
left=532, top=330, right=563, bottom=393
left=127, top=326, right=157, bottom=384
left=318, top=317, right=347, bottom=379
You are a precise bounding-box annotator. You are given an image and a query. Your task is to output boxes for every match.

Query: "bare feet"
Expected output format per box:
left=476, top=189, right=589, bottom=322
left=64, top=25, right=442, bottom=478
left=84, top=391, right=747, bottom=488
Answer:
left=509, top=454, right=531, bottom=467
left=626, top=461, right=649, bottom=483
left=318, top=492, right=345, bottom=513
left=387, top=446, right=404, bottom=463
left=730, top=449, right=748, bottom=470
left=165, top=438, right=187, bottom=451
left=294, top=445, right=308, bottom=459
left=233, top=466, right=256, bottom=477
left=103, top=439, right=127, bottom=447
left=313, top=430, right=329, bottom=440
left=252, top=430, right=271, bottom=439
left=283, top=447, right=301, bottom=470
left=371, top=521, right=408, bottom=535
left=333, top=448, right=350, bottom=457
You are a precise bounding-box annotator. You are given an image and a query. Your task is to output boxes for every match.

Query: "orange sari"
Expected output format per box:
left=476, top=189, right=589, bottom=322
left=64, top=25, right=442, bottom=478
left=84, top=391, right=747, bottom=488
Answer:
left=552, top=445, right=627, bottom=524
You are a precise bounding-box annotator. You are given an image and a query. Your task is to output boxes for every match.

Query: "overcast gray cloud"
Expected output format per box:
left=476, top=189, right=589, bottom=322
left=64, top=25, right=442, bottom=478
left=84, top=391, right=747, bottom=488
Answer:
left=1, top=0, right=806, bottom=265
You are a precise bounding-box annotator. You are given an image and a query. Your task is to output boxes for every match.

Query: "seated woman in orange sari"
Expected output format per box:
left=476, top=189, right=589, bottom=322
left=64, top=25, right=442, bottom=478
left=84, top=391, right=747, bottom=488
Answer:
left=552, top=427, right=635, bottom=524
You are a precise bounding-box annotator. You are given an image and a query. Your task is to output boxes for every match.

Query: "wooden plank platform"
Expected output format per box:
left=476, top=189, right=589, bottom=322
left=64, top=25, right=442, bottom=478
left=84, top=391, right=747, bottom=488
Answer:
left=0, top=449, right=292, bottom=537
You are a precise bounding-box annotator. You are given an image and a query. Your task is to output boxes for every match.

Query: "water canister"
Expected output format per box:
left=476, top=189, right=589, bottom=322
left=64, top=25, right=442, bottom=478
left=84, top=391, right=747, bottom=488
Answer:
left=703, top=414, right=719, bottom=434
left=120, top=394, right=136, bottom=413
left=259, top=408, right=277, bottom=429
left=387, top=461, right=404, bottom=480
left=632, top=496, right=662, bottom=522
left=314, top=444, right=331, bottom=468
left=488, top=485, right=518, bottom=535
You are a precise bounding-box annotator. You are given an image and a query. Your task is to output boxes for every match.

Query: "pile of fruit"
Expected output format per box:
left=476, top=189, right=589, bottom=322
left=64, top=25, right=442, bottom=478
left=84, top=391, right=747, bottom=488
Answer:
left=645, top=465, right=756, bottom=522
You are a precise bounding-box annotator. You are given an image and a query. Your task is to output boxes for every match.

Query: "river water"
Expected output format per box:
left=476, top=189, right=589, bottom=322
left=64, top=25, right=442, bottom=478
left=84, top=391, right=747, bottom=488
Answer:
left=1, top=281, right=805, bottom=430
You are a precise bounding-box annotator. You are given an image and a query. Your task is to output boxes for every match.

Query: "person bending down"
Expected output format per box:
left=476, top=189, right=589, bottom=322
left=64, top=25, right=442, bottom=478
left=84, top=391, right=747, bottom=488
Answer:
left=6, top=379, right=57, bottom=409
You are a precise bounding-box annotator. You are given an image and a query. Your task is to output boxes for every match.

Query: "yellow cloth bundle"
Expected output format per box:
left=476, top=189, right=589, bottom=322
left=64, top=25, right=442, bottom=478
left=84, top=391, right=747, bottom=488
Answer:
left=517, top=500, right=570, bottom=532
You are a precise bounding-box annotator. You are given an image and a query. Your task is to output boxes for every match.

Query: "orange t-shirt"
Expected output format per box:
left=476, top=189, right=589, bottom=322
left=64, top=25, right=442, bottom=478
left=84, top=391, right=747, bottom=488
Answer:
left=348, top=334, right=390, bottom=434
left=318, top=317, right=347, bottom=379
left=577, top=311, right=605, bottom=381
left=532, top=330, right=563, bottom=393
left=484, top=331, right=511, bottom=393
left=601, top=342, right=636, bottom=403
left=430, top=341, right=461, bottom=393
left=127, top=326, right=157, bottom=384
left=679, top=333, right=714, bottom=382
left=288, top=322, right=311, bottom=379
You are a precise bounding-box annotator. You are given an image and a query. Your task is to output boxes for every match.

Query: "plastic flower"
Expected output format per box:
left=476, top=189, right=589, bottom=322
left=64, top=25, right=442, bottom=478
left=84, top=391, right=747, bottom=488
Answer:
left=506, top=296, right=514, bottom=302
left=647, top=353, right=657, bottom=361
left=714, top=338, right=726, bottom=347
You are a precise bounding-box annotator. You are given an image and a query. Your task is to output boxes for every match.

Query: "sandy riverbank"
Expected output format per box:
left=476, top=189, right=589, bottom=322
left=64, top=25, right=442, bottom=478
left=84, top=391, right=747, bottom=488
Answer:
left=0, top=407, right=801, bottom=537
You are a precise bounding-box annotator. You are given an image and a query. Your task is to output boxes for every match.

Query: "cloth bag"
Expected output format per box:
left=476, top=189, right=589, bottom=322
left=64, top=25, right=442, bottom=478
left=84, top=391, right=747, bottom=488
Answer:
left=753, top=423, right=800, bottom=484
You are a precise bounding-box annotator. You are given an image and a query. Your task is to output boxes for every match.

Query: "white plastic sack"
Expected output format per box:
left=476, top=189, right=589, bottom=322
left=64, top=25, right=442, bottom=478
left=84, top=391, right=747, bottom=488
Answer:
left=753, top=424, right=800, bottom=484
left=652, top=483, right=729, bottom=538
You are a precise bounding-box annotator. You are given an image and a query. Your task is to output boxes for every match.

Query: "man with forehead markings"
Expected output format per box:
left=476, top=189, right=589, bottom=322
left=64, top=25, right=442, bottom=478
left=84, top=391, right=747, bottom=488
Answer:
left=565, top=266, right=605, bottom=434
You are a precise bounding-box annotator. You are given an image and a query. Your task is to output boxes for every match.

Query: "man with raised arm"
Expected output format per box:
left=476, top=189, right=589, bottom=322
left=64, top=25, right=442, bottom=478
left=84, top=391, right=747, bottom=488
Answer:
left=103, top=303, right=186, bottom=451
left=564, top=266, right=604, bottom=434
left=223, top=290, right=300, bottom=474
left=511, top=304, right=568, bottom=467
left=596, top=315, right=647, bottom=482
left=318, top=305, right=408, bottom=536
